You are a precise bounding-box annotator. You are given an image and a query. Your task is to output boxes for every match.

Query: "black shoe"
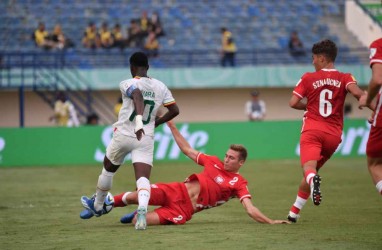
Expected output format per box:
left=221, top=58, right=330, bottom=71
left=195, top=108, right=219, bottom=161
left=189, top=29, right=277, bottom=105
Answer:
left=287, top=212, right=300, bottom=223
left=311, top=175, right=322, bottom=206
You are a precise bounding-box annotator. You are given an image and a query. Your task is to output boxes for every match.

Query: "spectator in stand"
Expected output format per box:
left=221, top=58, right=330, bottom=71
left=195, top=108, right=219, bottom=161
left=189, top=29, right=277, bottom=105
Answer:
left=32, top=22, right=55, bottom=50
left=140, top=11, right=150, bottom=34
left=51, top=24, right=75, bottom=50
left=144, top=31, right=159, bottom=58
left=245, top=90, right=266, bottom=121
left=82, top=22, right=100, bottom=49
left=149, top=12, right=165, bottom=38
left=127, top=19, right=145, bottom=48
left=99, top=22, right=113, bottom=49
left=49, top=92, right=80, bottom=127
left=112, top=24, right=125, bottom=50
left=288, top=31, right=305, bottom=58
left=86, top=113, right=99, bottom=125
left=220, top=27, right=237, bottom=67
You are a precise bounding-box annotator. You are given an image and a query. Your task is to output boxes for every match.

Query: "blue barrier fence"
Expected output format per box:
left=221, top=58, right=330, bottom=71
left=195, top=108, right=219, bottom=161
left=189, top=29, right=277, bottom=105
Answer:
left=0, top=47, right=369, bottom=70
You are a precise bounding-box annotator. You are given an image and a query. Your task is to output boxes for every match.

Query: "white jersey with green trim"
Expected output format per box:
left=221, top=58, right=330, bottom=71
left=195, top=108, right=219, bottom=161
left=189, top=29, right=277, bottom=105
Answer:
left=114, top=76, right=175, bottom=137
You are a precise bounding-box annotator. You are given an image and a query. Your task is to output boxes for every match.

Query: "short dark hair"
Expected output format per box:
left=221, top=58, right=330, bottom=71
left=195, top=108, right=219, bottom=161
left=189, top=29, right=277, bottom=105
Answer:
left=129, top=52, right=149, bottom=67
left=251, top=90, right=259, bottom=96
left=230, top=144, right=248, bottom=161
left=312, top=39, right=337, bottom=62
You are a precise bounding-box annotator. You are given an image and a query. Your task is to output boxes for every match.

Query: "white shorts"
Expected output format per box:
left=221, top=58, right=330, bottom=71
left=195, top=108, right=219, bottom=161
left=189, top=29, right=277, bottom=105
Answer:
left=106, top=130, right=154, bottom=166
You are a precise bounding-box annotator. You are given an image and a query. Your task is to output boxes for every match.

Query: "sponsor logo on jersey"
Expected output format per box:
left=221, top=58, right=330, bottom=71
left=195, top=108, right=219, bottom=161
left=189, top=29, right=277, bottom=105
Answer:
left=213, top=164, right=221, bottom=170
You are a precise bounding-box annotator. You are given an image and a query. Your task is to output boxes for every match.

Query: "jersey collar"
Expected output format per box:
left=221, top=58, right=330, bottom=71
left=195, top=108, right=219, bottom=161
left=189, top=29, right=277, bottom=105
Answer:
left=321, top=68, right=337, bottom=72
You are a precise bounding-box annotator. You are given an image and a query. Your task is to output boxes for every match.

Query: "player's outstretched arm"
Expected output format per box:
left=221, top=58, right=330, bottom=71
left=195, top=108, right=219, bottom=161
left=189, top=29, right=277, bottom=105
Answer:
left=166, top=119, right=199, bottom=161
left=155, top=103, right=179, bottom=128
left=241, top=198, right=290, bottom=224
left=348, top=83, right=367, bottom=102
left=289, top=94, right=306, bottom=110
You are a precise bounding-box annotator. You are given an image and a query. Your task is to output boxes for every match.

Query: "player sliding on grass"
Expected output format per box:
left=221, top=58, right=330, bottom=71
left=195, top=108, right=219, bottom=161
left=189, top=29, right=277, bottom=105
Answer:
left=113, top=120, right=289, bottom=226
left=287, top=39, right=365, bottom=223
left=80, top=52, right=179, bottom=230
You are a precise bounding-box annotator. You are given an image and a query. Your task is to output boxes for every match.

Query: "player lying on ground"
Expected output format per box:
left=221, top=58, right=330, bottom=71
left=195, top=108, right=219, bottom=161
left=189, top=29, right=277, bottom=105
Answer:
left=113, top=120, right=290, bottom=225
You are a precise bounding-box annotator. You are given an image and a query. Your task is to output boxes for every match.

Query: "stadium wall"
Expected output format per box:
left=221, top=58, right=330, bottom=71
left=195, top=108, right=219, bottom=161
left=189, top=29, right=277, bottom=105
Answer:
left=0, top=64, right=372, bottom=127
left=0, top=119, right=370, bottom=167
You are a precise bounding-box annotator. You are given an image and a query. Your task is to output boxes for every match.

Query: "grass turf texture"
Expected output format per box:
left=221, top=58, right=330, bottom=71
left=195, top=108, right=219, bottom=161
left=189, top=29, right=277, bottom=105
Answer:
left=0, top=158, right=381, bottom=250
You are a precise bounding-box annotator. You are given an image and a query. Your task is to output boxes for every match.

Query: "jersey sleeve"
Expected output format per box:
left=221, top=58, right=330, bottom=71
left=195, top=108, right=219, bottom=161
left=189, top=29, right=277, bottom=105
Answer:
left=293, top=73, right=309, bottom=99
left=344, top=73, right=357, bottom=91
left=195, top=153, right=220, bottom=167
left=162, top=87, right=176, bottom=107
left=120, top=80, right=138, bottom=98
left=237, top=179, right=252, bottom=202
left=195, top=152, right=210, bottom=166
left=370, top=39, right=382, bottom=67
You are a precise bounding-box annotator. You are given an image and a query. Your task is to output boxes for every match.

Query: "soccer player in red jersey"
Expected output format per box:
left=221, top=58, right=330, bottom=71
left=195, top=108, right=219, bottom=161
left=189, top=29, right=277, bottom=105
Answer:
left=113, top=120, right=290, bottom=226
left=359, top=37, right=382, bottom=196
left=287, top=39, right=365, bottom=223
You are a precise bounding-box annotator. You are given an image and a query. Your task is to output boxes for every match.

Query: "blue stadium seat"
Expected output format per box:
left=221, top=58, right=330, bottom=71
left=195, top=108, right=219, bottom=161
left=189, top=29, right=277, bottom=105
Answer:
left=0, top=0, right=356, bottom=66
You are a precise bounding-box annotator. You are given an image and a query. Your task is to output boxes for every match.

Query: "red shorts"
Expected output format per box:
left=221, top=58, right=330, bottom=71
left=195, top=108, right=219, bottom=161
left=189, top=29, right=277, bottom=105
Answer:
left=149, top=182, right=194, bottom=225
left=366, top=126, right=382, bottom=158
left=300, top=130, right=342, bottom=169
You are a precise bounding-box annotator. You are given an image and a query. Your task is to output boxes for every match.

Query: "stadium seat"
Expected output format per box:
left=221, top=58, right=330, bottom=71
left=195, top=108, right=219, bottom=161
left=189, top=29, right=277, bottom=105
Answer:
left=0, top=0, right=359, bottom=67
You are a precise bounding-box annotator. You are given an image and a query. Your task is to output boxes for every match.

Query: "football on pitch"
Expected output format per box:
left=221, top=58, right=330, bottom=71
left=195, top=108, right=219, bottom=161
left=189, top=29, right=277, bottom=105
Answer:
left=103, top=192, right=114, bottom=214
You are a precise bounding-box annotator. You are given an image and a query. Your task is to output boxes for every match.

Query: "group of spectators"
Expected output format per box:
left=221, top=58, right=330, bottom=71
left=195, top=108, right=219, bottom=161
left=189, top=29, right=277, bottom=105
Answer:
left=33, top=11, right=164, bottom=57
left=32, top=22, right=75, bottom=50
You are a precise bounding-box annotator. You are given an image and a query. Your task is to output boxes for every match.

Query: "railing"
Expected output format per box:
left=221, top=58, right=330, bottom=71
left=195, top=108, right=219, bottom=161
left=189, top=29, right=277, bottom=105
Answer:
left=0, top=51, right=116, bottom=127
left=0, top=47, right=369, bottom=71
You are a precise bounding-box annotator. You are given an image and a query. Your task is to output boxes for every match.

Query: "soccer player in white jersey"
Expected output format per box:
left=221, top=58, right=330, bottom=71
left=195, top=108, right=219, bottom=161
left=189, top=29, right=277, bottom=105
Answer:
left=80, top=52, right=179, bottom=230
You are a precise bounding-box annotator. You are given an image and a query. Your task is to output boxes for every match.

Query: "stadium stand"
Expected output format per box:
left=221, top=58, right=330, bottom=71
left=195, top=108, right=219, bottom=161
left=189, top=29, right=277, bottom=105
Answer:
left=0, top=0, right=367, bottom=67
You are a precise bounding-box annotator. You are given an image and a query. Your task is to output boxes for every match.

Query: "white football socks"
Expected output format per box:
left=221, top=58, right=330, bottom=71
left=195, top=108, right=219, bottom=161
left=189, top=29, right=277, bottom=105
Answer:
left=376, top=180, right=382, bottom=195
left=305, top=173, right=315, bottom=186
left=136, top=177, right=151, bottom=209
left=94, top=168, right=115, bottom=211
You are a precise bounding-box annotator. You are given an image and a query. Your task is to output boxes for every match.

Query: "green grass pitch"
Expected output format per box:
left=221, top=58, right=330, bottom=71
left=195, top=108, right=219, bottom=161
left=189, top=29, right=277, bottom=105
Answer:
left=0, top=158, right=381, bottom=250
